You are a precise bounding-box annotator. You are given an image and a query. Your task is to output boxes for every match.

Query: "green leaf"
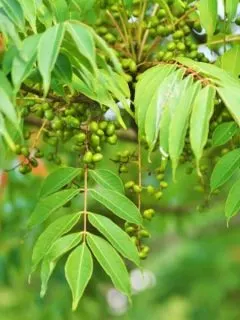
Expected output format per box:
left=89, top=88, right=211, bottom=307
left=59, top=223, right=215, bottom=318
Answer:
left=145, top=68, right=185, bottom=153
left=89, top=188, right=142, bottom=224
left=199, top=0, right=218, bottom=36
left=38, top=23, right=65, bottom=95
left=65, top=242, right=93, bottom=311
left=217, top=86, right=240, bottom=126
left=88, top=213, right=140, bottom=266
left=53, top=53, right=73, bottom=85
left=12, top=34, right=40, bottom=92
left=0, top=13, right=21, bottom=48
left=169, top=78, right=201, bottom=179
left=50, top=0, right=69, bottom=22
left=92, top=32, right=122, bottom=74
left=19, top=0, right=37, bottom=33
left=40, top=233, right=81, bottom=297
left=28, top=188, right=80, bottom=227
left=159, top=106, right=171, bottom=157
left=135, top=64, right=176, bottom=135
left=212, top=122, right=239, bottom=146
left=66, top=22, right=96, bottom=73
left=87, top=234, right=131, bottom=297
left=0, top=71, right=13, bottom=98
left=0, top=87, right=18, bottom=125
left=210, top=148, right=240, bottom=191
left=39, top=167, right=82, bottom=198
left=89, top=169, right=124, bottom=194
left=0, top=0, right=25, bottom=31
left=190, top=86, right=215, bottom=173
left=218, top=45, right=240, bottom=78
left=31, top=212, right=81, bottom=271
left=226, top=0, right=239, bottom=21
left=0, top=113, right=15, bottom=150
left=225, top=179, right=240, bottom=223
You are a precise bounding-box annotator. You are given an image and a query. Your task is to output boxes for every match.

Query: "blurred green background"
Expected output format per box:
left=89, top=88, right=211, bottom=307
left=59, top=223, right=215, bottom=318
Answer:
left=1, top=140, right=240, bottom=320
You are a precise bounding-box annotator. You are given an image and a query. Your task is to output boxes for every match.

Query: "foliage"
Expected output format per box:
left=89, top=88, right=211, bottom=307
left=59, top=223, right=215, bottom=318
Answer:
left=0, top=0, right=240, bottom=311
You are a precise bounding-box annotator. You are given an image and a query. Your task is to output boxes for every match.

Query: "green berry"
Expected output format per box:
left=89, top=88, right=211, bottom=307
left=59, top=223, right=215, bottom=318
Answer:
left=99, top=121, right=108, bottom=130
left=96, top=129, right=105, bottom=136
left=75, top=132, right=86, bottom=143
left=176, top=42, right=186, bottom=51
left=92, top=153, right=103, bottom=162
left=90, top=134, right=100, bottom=147
left=138, top=230, right=150, bottom=238
left=125, top=181, right=135, bottom=189
left=119, top=165, right=128, bottom=173
left=173, top=30, right=184, bottom=39
left=90, top=121, right=98, bottom=132
left=167, top=42, right=176, bottom=51
left=83, top=151, right=93, bottom=163
left=106, top=123, right=116, bottom=136
left=133, top=185, right=142, bottom=193
left=29, top=158, right=38, bottom=167
left=21, top=147, right=30, bottom=157
left=147, top=185, right=155, bottom=194
left=107, top=134, right=118, bottom=145
left=44, top=109, right=54, bottom=120
left=14, top=144, right=22, bottom=155
left=155, top=191, right=163, bottom=200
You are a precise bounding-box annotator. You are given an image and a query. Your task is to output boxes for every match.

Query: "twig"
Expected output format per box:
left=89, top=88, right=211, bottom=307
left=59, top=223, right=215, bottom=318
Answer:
left=138, top=4, right=159, bottom=62
left=83, top=164, right=88, bottom=241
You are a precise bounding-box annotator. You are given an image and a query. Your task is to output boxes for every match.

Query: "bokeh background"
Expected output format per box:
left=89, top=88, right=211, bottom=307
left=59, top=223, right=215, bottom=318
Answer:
left=0, top=138, right=240, bottom=320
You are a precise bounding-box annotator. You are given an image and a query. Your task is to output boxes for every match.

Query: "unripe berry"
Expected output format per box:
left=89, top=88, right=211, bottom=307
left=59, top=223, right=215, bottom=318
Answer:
left=155, top=191, right=163, bottom=200
left=124, top=181, right=135, bottom=189
left=133, top=184, right=142, bottom=193
left=138, top=229, right=150, bottom=238
left=90, top=121, right=98, bottom=132
left=147, top=185, right=155, bottom=194
left=21, top=147, right=30, bottom=157
left=83, top=151, right=93, bottom=163
left=160, top=181, right=168, bottom=188
left=119, top=164, right=128, bottom=173
left=92, top=153, right=103, bottom=162
left=90, top=134, right=100, bottom=147
left=107, top=134, right=118, bottom=145
left=75, top=132, right=86, bottom=143
left=106, top=123, right=116, bottom=136
left=44, top=109, right=54, bottom=120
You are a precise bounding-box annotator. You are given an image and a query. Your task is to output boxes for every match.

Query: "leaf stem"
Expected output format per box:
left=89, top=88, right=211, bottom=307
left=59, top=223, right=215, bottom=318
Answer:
left=83, top=164, right=88, bottom=241
left=137, top=138, right=142, bottom=211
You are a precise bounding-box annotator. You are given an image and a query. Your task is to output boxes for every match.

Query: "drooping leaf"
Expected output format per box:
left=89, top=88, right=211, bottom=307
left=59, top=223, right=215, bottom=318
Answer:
left=50, top=0, right=69, bottom=22
left=31, top=212, right=81, bottom=271
left=145, top=68, right=185, bottom=153
left=89, top=169, right=124, bottom=194
left=212, top=122, right=239, bottom=146
left=89, top=188, right=142, bottom=224
left=0, top=13, right=21, bottom=48
left=217, top=86, right=240, bottom=126
left=225, top=179, right=240, bottom=223
left=190, top=86, right=215, bottom=173
left=0, top=87, right=18, bottom=125
left=0, top=0, right=25, bottom=31
left=28, top=189, right=80, bottom=227
left=65, top=242, right=93, bottom=311
left=134, top=64, right=176, bottom=135
left=199, top=0, right=218, bottom=36
left=12, top=34, right=40, bottom=92
left=38, top=23, right=65, bottom=95
left=19, top=0, right=37, bottom=33
left=218, top=45, right=240, bottom=78
left=88, top=213, right=140, bottom=266
left=169, top=78, right=201, bottom=179
left=0, top=113, right=15, bottom=150
left=87, top=234, right=131, bottom=297
left=210, top=148, right=240, bottom=191
left=226, top=0, right=239, bottom=22
left=65, top=22, right=96, bottom=73
left=0, top=71, right=13, bottom=98
left=53, top=53, right=73, bottom=85
left=40, top=233, right=81, bottom=297
left=39, top=167, right=82, bottom=198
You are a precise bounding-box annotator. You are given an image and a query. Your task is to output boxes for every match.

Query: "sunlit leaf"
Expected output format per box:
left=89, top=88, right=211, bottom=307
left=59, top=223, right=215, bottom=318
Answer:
left=212, top=122, right=239, bottom=146
left=225, top=179, right=240, bottom=223
left=210, top=148, right=240, bottom=191
left=89, top=169, right=124, bottom=194
left=87, top=233, right=131, bottom=297
left=65, top=242, right=93, bottom=311
left=88, top=213, right=140, bottom=265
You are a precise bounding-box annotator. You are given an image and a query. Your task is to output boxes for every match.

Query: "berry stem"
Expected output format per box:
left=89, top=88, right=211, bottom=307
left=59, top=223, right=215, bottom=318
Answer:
left=31, top=119, right=47, bottom=150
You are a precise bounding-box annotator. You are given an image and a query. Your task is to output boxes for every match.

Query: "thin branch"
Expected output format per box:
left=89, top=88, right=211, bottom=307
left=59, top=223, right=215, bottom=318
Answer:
left=83, top=164, right=88, bottom=241
left=31, top=119, right=47, bottom=150
left=138, top=4, right=159, bottom=62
